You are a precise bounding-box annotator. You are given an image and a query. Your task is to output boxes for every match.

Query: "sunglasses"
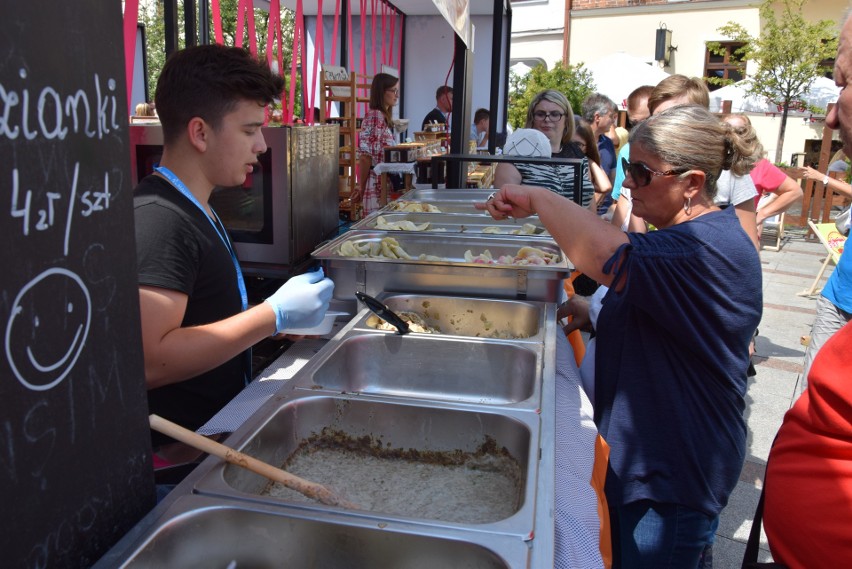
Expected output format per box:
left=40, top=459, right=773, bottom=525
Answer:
left=533, top=111, right=565, bottom=122
left=622, top=157, right=688, bottom=187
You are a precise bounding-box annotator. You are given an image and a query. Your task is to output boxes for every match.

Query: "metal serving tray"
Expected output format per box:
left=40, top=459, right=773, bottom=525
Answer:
left=192, top=392, right=540, bottom=538
left=97, top=309, right=558, bottom=568
left=297, top=331, right=543, bottom=409
left=382, top=199, right=489, bottom=214
left=97, top=494, right=528, bottom=568
left=313, top=231, right=570, bottom=302
left=403, top=188, right=495, bottom=201
left=354, top=293, right=546, bottom=342
left=351, top=212, right=548, bottom=236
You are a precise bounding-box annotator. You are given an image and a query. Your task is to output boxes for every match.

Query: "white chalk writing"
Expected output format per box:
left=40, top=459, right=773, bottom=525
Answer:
left=5, top=268, right=92, bottom=392
left=0, top=69, right=119, bottom=142
left=9, top=163, right=113, bottom=256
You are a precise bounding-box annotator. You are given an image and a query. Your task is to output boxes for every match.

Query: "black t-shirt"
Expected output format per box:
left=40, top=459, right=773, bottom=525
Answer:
left=134, top=175, right=248, bottom=447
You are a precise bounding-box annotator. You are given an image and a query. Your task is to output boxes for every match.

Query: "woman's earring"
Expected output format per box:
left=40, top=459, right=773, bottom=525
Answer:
left=683, top=196, right=693, bottom=215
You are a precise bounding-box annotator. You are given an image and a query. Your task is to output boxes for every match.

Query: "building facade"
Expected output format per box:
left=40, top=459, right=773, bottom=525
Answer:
left=510, top=0, right=846, bottom=164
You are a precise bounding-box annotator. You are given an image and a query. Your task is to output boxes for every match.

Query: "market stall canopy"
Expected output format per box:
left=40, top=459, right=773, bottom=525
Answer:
left=587, top=52, right=670, bottom=109
left=709, top=77, right=840, bottom=115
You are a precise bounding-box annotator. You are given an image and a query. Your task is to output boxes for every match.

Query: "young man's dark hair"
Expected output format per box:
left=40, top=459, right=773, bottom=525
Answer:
left=155, top=44, right=285, bottom=144
left=435, top=85, right=453, bottom=101
left=473, top=108, right=490, bottom=124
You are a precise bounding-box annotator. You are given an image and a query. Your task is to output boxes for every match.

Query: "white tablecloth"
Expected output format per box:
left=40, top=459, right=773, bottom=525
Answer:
left=373, top=161, right=417, bottom=175
left=553, top=331, right=604, bottom=568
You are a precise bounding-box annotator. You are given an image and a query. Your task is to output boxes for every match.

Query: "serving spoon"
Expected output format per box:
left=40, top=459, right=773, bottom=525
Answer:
left=355, top=291, right=410, bottom=335
left=149, top=414, right=358, bottom=509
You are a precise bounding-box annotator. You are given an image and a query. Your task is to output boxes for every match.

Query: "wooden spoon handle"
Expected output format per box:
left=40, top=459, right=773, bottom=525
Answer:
left=149, top=414, right=356, bottom=509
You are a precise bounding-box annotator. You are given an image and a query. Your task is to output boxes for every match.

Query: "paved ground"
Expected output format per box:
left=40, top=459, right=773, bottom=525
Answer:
left=712, top=226, right=833, bottom=567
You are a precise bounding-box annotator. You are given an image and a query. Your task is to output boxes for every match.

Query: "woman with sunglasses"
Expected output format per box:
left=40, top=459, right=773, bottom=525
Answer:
left=494, top=89, right=596, bottom=207
left=355, top=73, right=399, bottom=215
left=480, top=104, right=762, bottom=568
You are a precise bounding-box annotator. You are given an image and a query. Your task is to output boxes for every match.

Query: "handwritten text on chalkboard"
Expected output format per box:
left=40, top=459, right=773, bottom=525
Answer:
left=2, top=66, right=120, bottom=394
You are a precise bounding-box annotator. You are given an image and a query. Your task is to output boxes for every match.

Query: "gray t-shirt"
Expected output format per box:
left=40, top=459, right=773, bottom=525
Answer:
left=714, top=169, right=758, bottom=207
left=828, top=160, right=848, bottom=173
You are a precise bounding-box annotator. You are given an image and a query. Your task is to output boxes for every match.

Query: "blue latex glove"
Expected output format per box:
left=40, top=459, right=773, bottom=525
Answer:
left=264, top=268, right=335, bottom=333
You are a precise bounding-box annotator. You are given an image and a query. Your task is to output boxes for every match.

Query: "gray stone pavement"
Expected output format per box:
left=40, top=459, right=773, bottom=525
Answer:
left=713, top=227, right=833, bottom=567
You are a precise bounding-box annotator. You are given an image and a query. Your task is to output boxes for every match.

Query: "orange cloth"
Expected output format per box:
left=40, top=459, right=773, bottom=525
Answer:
left=592, top=434, right=613, bottom=568
left=563, top=274, right=587, bottom=366
left=764, top=322, right=852, bottom=568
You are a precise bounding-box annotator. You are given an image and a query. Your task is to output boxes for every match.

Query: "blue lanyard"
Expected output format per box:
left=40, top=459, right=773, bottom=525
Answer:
left=155, top=166, right=248, bottom=312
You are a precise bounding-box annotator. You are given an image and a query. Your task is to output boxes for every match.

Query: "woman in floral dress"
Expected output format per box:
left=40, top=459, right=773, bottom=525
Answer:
left=355, top=73, right=399, bottom=215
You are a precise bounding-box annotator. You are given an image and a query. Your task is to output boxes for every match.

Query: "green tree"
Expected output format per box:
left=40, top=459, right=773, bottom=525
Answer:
left=507, top=61, right=596, bottom=129
left=710, top=0, right=838, bottom=162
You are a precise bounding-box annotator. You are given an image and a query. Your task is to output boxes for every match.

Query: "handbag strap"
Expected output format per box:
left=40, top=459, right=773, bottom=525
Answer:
left=741, top=433, right=784, bottom=568
left=741, top=484, right=765, bottom=567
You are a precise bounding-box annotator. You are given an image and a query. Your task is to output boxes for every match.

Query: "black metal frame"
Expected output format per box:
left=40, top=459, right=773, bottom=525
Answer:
left=429, top=153, right=587, bottom=206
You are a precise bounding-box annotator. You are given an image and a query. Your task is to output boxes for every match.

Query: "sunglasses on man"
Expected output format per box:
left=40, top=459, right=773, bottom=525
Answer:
left=622, top=157, right=689, bottom=187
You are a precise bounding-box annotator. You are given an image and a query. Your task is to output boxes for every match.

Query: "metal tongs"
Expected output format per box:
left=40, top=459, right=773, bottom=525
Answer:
left=355, top=291, right=410, bottom=335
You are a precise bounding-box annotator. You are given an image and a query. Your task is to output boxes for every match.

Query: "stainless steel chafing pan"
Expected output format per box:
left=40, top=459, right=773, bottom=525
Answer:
left=313, top=231, right=570, bottom=302
left=351, top=212, right=548, bottom=235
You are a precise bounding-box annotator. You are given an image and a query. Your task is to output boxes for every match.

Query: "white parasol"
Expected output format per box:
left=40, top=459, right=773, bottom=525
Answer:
left=709, top=77, right=840, bottom=115
left=587, top=52, right=670, bottom=109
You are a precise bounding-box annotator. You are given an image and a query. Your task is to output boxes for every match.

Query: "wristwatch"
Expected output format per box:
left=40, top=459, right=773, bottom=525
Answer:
left=823, top=175, right=830, bottom=185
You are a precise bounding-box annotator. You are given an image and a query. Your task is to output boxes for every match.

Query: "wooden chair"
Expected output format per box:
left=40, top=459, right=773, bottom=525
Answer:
left=760, top=211, right=785, bottom=252
left=797, top=221, right=847, bottom=297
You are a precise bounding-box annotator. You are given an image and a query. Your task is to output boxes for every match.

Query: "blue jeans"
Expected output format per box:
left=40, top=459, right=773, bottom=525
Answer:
left=611, top=499, right=717, bottom=569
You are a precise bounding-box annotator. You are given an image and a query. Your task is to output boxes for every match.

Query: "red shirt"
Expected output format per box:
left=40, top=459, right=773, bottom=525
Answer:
left=750, top=158, right=788, bottom=206
left=764, top=322, right=852, bottom=568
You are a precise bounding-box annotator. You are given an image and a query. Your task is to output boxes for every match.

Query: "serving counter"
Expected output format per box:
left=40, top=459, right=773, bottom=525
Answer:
left=95, top=191, right=603, bottom=569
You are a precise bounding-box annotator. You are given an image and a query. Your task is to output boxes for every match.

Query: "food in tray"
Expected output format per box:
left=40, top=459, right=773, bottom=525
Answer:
left=263, top=431, right=522, bottom=523
left=337, top=237, right=441, bottom=260
left=336, top=237, right=560, bottom=266
left=481, top=223, right=547, bottom=236
left=366, top=311, right=439, bottom=334
left=463, top=246, right=559, bottom=266
left=374, top=215, right=446, bottom=232
left=387, top=200, right=442, bottom=213
left=366, top=302, right=531, bottom=339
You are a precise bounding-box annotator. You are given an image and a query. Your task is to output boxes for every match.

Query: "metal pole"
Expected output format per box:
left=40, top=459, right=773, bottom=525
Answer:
left=448, top=33, right=473, bottom=188
left=502, top=6, right=512, bottom=142
left=488, top=0, right=504, bottom=154
left=198, top=0, right=210, bottom=45
left=184, top=0, right=197, bottom=47
left=163, top=0, right=179, bottom=56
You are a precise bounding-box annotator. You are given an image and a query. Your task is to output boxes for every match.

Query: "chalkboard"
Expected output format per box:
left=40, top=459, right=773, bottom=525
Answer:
left=0, top=3, right=155, bottom=567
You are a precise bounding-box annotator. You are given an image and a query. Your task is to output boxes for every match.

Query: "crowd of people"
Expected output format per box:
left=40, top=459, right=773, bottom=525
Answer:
left=134, top=14, right=852, bottom=567
left=474, top=27, right=851, bottom=569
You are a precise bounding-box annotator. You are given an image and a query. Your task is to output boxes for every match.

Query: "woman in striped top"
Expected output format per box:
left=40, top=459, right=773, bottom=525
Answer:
left=494, top=89, right=596, bottom=207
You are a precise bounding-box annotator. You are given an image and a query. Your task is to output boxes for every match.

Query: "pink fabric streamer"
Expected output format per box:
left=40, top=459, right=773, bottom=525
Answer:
left=371, top=0, right=377, bottom=75
left=308, top=0, right=324, bottom=124
left=236, top=0, right=258, bottom=55
left=286, top=0, right=304, bottom=124
left=211, top=0, right=224, bottom=44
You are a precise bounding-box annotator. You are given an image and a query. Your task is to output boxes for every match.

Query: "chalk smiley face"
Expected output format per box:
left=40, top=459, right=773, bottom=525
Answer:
left=5, top=268, right=91, bottom=391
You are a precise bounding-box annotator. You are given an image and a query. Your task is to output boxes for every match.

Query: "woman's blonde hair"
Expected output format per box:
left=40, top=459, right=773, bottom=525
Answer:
left=647, top=75, right=710, bottom=114
left=524, top=89, right=575, bottom=147
left=631, top=105, right=759, bottom=199
left=720, top=113, right=765, bottom=161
